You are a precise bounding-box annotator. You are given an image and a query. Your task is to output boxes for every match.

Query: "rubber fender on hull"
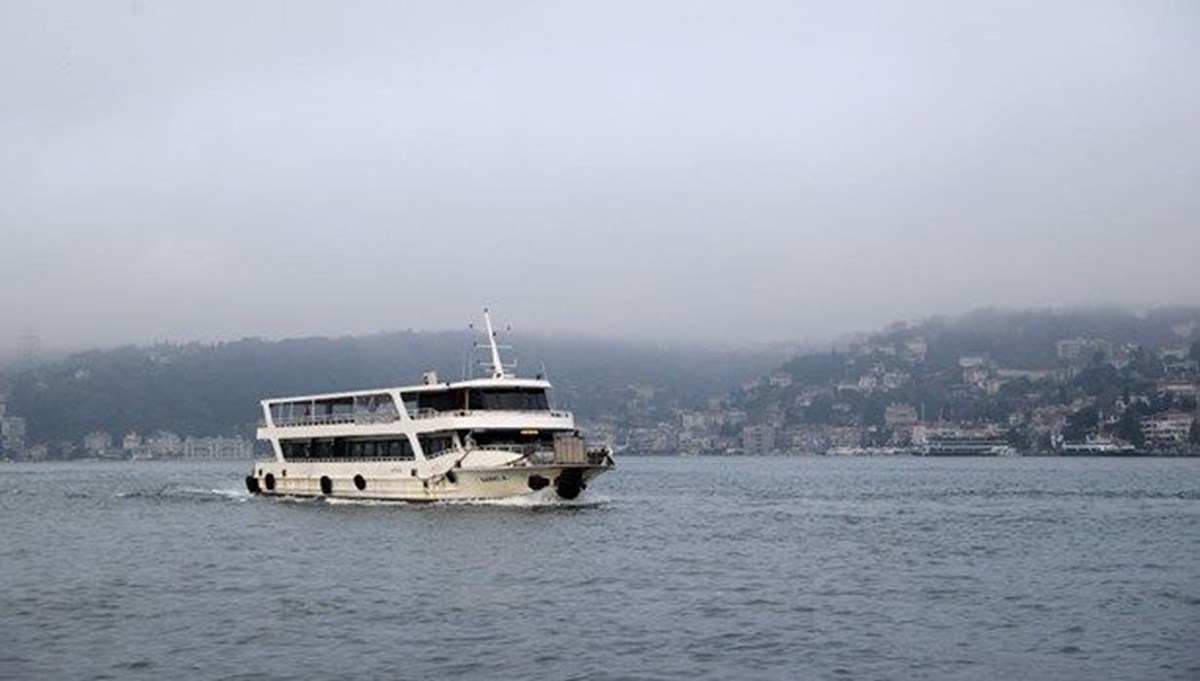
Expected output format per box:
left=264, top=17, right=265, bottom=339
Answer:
left=353, top=474, right=366, bottom=491
left=528, top=474, right=550, bottom=491
left=245, top=476, right=260, bottom=494
left=263, top=473, right=276, bottom=491
left=555, top=469, right=584, bottom=500
left=319, top=476, right=333, bottom=495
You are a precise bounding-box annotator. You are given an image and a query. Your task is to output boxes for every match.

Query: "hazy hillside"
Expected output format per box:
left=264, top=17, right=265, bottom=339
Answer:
left=2, top=331, right=785, bottom=446
left=871, top=307, right=1199, bottom=369
left=751, top=306, right=1200, bottom=453
left=6, top=305, right=1198, bottom=455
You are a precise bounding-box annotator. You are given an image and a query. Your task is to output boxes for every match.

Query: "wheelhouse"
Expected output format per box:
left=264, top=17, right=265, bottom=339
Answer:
left=414, top=386, right=550, bottom=413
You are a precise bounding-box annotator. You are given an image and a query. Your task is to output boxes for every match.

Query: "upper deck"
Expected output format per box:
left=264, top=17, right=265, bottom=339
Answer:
left=257, top=310, right=574, bottom=436
left=262, top=376, right=552, bottom=410
left=261, top=378, right=564, bottom=424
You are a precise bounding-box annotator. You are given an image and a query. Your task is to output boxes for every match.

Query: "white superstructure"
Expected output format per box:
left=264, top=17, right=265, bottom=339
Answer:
left=246, top=311, right=614, bottom=501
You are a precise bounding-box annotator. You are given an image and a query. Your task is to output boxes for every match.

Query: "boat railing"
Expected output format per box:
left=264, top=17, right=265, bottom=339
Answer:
left=475, top=444, right=542, bottom=454
left=585, top=448, right=612, bottom=465
left=264, top=410, right=402, bottom=428
left=410, top=408, right=572, bottom=420
left=263, top=408, right=571, bottom=426
left=353, top=410, right=401, bottom=424
left=475, top=443, right=610, bottom=466
left=279, top=456, right=417, bottom=464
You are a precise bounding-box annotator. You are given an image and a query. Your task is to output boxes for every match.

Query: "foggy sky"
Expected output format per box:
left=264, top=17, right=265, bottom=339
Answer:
left=3, top=1, right=1198, bottom=353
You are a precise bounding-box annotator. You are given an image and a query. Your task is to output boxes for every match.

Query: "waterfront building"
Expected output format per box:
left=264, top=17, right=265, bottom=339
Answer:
left=82, top=431, right=113, bottom=457
left=181, top=436, right=253, bottom=460
left=884, top=403, right=920, bottom=428
left=1056, top=338, right=1113, bottom=365
left=1142, top=413, right=1195, bottom=448
left=742, top=424, right=777, bottom=456
left=2, top=415, right=26, bottom=454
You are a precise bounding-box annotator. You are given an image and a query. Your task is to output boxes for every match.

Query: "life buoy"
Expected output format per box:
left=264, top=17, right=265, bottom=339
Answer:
left=353, top=474, right=366, bottom=491
left=264, top=473, right=276, bottom=491
left=319, top=476, right=333, bottom=495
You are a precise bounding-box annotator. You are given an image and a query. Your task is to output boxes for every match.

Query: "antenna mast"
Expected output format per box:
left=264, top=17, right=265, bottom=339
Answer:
left=483, top=308, right=509, bottom=379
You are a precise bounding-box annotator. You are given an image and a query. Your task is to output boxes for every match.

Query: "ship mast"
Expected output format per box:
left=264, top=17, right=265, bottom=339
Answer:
left=482, top=308, right=511, bottom=379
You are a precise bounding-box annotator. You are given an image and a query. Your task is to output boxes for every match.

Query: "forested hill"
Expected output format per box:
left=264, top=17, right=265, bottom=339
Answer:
left=857, top=307, right=1200, bottom=369
left=760, top=306, right=1200, bottom=454
left=7, top=306, right=1198, bottom=454
left=3, top=331, right=785, bottom=446
left=779, top=306, right=1200, bottom=394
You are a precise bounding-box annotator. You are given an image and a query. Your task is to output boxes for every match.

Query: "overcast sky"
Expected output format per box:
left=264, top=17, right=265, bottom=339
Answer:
left=2, top=1, right=1198, bottom=353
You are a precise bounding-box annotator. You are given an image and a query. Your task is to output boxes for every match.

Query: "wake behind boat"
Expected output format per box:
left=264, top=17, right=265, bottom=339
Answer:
left=245, top=310, right=614, bottom=502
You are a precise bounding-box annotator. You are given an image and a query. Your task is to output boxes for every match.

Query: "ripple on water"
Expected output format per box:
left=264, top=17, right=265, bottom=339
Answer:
left=2, top=457, right=1198, bottom=680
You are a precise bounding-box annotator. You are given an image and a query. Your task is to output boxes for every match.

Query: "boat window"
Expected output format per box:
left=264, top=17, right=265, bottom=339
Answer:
left=416, top=389, right=467, bottom=414
left=354, top=393, right=399, bottom=422
left=467, top=388, right=550, bottom=411
left=346, top=438, right=415, bottom=460
left=313, top=438, right=336, bottom=458
left=354, top=393, right=394, bottom=413
left=270, top=401, right=311, bottom=425
left=419, top=434, right=457, bottom=459
left=281, top=439, right=312, bottom=459
left=471, top=430, right=559, bottom=448
left=269, top=398, right=360, bottom=425
left=383, top=439, right=415, bottom=459
left=400, top=394, right=418, bottom=417
left=317, top=399, right=354, bottom=418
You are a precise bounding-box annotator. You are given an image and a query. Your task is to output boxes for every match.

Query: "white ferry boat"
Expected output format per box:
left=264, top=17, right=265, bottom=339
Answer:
left=1059, top=437, right=1137, bottom=456
left=918, top=432, right=1017, bottom=456
left=245, top=311, right=614, bottom=502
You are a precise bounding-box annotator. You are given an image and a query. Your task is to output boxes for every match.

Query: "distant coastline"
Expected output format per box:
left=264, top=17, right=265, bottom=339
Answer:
left=2, top=306, right=1198, bottom=461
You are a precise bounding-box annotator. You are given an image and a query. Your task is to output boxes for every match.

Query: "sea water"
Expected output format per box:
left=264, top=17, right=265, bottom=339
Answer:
left=2, top=456, right=1198, bottom=680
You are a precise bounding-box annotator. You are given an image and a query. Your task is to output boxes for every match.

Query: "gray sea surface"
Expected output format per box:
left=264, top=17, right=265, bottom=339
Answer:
left=2, top=456, right=1198, bottom=680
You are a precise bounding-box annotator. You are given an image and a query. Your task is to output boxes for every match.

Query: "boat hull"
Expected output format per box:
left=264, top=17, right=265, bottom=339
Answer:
left=246, top=458, right=613, bottom=502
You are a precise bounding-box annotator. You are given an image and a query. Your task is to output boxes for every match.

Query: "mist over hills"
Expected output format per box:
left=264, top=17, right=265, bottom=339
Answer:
left=2, top=305, right=1198, bottom=456
left=867, top=306, right=1200, bottom=368
left=1, top=330, right=787, bottom=448
left=749, top=305, right=1200, bottom=455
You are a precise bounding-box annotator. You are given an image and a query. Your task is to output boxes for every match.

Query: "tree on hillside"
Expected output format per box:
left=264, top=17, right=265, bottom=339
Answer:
left=1124, top=346, right=1164, bottom=382
left=1072, top=362, right=1121, bottom=403
left=782, top=352, right=844, bottom=385
left=1062, top=406, right=1099, bottom=442
left=1114, top=408, right=1146, bottom=448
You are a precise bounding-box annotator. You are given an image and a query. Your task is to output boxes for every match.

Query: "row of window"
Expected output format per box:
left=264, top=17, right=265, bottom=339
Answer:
left=471, top=430, right=560, bottom=448
left=270, top=393, right=398, bottom=423
left=269, top=388, right=551, bottom=425
left=415, top=388, right=551, bottom=413
left=281, top=438, right=414, bottom=461
left=279, top=434, right=458, bottom=461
